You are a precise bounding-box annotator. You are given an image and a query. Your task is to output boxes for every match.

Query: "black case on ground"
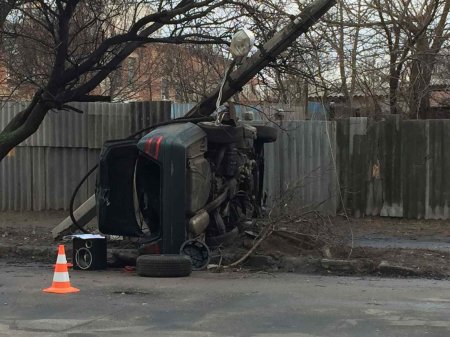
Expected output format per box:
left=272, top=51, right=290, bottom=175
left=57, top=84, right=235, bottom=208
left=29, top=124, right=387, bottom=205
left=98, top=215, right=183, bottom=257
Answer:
left=72, top=237, right=107, bottom=270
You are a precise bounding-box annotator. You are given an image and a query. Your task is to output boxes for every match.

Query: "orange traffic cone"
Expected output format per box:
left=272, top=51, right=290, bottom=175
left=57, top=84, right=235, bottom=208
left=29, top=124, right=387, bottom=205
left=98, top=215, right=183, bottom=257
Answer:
left=43, top=245, right=79, bottom=294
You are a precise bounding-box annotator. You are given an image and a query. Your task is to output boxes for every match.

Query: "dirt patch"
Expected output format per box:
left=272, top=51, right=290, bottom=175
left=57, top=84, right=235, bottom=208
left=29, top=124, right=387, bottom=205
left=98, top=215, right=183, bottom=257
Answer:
left=0, top=211, right=65, bottom=246
left=0, top=211, right=97, bottom=247
left=222, top=214, right=450, bottom=278
left=260, top=234, right=311, bottom=256
left=2, top=211, right=450, bottom=278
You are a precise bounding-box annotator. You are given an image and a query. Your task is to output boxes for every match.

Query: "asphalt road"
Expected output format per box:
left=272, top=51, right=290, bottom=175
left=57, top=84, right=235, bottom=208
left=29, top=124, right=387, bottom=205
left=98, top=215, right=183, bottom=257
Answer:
left=1, top=261, right=450, bottom=337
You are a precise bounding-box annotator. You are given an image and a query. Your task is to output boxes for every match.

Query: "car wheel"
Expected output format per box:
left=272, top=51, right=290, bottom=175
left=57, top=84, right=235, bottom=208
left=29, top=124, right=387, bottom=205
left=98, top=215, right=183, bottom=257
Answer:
left=136, top=254, right=192, bottom=277
left=180, top=240, right=211, bottom=271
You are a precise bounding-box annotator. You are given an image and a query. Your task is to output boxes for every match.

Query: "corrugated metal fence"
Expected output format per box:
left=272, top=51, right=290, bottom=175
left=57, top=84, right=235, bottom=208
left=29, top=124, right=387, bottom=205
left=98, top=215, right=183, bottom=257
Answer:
left=263, top=121, right=338, bottom=215
left=0, top=100, right=336, bottom=213
left=337, top=116, right=450, bottom=219
left=0, top=101, right=171, bottom=211
left=3, top=101, right=449, bottom=219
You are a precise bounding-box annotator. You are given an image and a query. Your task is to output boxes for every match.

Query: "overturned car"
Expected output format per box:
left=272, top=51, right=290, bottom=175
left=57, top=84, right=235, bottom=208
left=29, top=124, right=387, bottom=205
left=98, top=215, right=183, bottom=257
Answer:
left=96, top=111, right=277, bottom=258
left=78, top=0, right=334, bottom=274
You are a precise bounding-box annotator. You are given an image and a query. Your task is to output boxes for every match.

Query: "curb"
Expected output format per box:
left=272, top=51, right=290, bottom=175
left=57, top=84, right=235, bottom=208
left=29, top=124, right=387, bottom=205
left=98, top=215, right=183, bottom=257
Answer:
left=0, top=243, right=57, bottom=261
left=1, top=243, right=447, bottom=279
left=0, top=243, right=139, bottom=266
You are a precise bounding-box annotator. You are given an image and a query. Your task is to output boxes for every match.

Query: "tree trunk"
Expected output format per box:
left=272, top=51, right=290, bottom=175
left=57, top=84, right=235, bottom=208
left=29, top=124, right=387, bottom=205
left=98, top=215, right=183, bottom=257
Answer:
left=409, top=62, right=432, bottom=119
left=389, top=64, right=400, bottom=114
left=0, top=100, right=49, bottom=161
left=409, top=37, right=434, bottom=119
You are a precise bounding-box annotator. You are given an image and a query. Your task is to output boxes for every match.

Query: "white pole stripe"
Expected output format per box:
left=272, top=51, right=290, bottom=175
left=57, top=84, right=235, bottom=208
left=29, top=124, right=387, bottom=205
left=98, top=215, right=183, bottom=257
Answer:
left=53, top=272, right=70, bottom=283
left=56, top=254, right=67, bottom=264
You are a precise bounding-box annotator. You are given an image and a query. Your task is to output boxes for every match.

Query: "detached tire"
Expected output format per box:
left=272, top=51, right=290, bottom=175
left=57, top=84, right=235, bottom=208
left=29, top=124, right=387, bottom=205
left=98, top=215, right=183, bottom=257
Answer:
left=136, top=254, right=192, bottom=277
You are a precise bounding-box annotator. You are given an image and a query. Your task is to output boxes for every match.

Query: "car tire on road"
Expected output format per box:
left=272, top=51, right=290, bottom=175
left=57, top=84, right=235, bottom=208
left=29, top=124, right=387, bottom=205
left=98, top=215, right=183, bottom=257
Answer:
left=136, top=254, right=192, bottom=277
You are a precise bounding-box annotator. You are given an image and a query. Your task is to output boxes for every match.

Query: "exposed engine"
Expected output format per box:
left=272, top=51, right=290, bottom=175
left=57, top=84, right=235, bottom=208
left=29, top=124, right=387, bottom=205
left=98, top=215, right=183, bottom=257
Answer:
left=96, top=109, right=276, bottom=254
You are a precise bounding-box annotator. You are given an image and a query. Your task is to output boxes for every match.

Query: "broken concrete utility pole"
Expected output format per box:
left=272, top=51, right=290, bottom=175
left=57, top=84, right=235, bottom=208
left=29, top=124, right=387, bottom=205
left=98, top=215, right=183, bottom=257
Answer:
left=53, top=0, right=334, bottom=240
left=184, top=0, right=336, bottom=118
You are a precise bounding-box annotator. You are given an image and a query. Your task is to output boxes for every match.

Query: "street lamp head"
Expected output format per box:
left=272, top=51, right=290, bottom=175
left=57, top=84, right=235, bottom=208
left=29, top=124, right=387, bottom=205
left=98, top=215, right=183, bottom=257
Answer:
left=230, top=29, right=255, bottom=58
